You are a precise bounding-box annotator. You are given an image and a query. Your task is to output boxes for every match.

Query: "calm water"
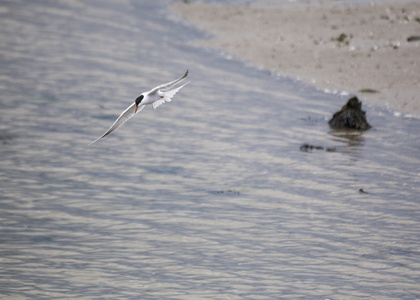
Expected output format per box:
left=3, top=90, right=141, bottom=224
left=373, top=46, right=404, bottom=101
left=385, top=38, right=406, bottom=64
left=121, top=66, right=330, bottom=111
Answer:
left=1, top=0, right=419, bottom=299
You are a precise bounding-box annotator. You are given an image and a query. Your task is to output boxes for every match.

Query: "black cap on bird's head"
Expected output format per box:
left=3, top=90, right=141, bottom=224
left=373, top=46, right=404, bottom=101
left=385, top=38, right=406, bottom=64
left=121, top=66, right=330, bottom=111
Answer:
left=135, top=95, right=144, bottom=112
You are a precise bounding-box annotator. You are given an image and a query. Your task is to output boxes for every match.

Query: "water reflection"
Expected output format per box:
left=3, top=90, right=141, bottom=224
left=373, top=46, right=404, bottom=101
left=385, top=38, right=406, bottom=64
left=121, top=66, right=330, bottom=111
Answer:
left=0, top=134, right=17, bottom=145
left=0, top=0, right=420, bottom=299
left=329, top=129, right=366, bottom=146
left=328, top=129, right=366, bottom=159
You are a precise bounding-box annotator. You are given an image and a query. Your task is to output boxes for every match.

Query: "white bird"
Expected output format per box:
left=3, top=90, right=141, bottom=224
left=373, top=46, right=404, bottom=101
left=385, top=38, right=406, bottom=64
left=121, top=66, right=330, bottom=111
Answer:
left=90, top=70, right=190, bottom=144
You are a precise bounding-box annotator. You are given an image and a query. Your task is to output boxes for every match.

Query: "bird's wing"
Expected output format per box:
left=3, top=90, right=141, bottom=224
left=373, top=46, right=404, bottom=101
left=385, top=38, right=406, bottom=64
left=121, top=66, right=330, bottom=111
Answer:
left=90, top=103, right=145, bottom=144
left=152, top=81, right=190, bottom=110
left=149, top=70, right=188, bottom=94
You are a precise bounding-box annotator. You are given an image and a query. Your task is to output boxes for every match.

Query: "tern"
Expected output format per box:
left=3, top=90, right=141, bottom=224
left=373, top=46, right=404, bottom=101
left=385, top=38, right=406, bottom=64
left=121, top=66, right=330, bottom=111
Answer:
left=90, top=70, right=190, bottom=144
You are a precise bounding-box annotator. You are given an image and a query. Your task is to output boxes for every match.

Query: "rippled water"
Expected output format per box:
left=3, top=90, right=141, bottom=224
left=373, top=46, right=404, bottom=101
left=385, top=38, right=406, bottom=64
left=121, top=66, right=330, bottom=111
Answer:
left=1, top=1, right=419, bottom=299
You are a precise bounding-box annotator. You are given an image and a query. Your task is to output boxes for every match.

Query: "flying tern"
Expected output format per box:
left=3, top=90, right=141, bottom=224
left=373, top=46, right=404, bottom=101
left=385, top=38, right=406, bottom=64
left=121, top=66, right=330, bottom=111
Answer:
left=90, top=70, right=190, bottom=144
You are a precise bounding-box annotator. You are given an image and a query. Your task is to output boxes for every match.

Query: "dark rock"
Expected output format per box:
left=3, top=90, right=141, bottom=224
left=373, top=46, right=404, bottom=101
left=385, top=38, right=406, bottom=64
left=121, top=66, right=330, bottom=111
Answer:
left=329, top=96, right=371, bottom=130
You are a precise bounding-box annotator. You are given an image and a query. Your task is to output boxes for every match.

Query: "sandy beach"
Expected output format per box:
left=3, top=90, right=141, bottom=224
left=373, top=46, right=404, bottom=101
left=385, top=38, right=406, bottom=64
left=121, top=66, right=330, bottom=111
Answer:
left=173, top=1, right=420, bottom=117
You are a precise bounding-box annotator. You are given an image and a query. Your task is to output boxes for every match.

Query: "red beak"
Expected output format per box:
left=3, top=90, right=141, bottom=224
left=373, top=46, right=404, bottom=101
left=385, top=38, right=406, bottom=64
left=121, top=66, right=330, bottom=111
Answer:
left=135, top=105, right=138, bottom=113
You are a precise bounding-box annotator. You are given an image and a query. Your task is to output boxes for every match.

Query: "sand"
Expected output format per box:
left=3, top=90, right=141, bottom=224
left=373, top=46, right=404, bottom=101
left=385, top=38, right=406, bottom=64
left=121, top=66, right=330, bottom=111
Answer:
left=172, top=1, right=420, bottom=117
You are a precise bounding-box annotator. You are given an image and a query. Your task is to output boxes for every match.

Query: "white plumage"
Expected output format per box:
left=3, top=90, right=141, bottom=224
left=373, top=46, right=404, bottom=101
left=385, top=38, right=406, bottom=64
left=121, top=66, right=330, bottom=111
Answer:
left=90, top=70, right=190, bottom=145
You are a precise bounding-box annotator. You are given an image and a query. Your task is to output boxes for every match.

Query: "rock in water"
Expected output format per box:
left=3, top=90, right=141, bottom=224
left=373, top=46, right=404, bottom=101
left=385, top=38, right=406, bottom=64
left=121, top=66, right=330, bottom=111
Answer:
left=329, top=96, right=371, bottom=130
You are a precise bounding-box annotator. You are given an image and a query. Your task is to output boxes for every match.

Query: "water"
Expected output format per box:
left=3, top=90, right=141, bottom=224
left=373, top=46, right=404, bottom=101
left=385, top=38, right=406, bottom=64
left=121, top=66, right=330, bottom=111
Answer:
left=1, top=0, right=419, bottom=299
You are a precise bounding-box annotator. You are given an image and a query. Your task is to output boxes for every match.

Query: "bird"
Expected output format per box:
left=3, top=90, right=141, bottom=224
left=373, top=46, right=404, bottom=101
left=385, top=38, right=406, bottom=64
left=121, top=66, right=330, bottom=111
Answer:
left=90, top=70, right=190, bottom=144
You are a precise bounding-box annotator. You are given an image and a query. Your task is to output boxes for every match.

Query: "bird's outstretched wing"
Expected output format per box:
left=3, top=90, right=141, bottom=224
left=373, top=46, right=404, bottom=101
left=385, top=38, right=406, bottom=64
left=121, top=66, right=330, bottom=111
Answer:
left=90, top=103, right=145, bottom=144
left=152, top=81, right=190, bottom=110
left=149, top=70, right=188, bottom=94
left=90, top=70, right=189, bottom=144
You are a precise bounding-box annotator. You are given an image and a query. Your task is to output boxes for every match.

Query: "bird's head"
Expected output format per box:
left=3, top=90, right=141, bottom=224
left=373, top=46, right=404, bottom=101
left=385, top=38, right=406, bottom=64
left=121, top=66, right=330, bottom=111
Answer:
left=135, top=95, right=144, bottom=112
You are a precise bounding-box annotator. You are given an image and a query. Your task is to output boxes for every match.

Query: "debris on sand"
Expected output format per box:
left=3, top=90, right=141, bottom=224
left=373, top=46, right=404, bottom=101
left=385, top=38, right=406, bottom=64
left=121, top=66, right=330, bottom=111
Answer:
left=407, top=35, right=420, bottom=42
left=359, top=88, right=379, bottom=94
left=331, top=33, right=352, bottom=46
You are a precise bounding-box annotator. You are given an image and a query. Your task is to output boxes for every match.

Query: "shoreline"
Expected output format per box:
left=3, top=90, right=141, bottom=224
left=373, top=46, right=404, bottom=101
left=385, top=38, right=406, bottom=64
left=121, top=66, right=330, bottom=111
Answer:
left=172, top=1, right=420, bottom=117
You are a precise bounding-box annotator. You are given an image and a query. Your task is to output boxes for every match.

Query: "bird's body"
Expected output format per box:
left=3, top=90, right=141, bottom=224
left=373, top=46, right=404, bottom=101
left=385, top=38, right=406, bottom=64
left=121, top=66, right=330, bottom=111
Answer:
left=90, top=70, right=189, bottom=144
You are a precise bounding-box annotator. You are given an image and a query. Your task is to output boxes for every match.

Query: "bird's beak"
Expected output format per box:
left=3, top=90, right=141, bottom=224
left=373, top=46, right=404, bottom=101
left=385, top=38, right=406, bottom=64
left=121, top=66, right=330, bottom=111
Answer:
left=135, top=105, right=138, bottom=113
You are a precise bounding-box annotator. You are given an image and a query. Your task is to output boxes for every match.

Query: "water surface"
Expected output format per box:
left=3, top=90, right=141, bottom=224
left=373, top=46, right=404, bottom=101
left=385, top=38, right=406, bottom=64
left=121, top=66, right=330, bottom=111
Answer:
left=0, top=0, right=419, bottom=299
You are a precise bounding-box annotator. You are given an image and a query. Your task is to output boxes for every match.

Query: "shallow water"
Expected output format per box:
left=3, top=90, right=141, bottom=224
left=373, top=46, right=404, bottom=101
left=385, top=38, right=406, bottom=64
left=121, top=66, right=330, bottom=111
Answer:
left=0, top=0, right=419, bottom=299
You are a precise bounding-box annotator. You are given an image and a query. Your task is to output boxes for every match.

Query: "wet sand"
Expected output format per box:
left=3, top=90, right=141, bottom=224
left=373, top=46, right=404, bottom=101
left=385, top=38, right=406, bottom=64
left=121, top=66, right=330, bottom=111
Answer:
left=173, top=1, right=420, bottom=117
left=2, top=1, right=420, bottom=298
